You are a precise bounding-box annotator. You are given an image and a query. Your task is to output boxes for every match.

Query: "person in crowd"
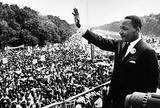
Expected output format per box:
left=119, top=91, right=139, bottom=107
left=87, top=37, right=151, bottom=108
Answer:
left=73, top=8, right=160, bottom=108
left=75, top=96, right=85, bottom=108
left=92, top=92, right=102, bottom=108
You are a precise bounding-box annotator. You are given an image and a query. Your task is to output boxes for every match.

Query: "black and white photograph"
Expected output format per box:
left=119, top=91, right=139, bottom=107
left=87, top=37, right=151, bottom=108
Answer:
left=0, top=0, right=160, bottom=108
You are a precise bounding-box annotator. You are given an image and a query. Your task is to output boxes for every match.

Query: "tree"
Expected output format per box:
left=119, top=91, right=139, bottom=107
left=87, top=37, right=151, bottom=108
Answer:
left=0, top=2, right=75, bottom=47
left=24, top=35, right=38, bottom=46
left=18, top=29, right=38, bottom=46
left=8, top=37, right=21, bottom=47
left=8, top=19, right=21, bottom=30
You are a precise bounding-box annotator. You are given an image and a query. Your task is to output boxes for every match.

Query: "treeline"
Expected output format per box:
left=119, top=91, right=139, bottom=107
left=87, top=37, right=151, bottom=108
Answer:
left=0, top=2, right=75, bottom=48
left=94, top=13, right=160, bottom=37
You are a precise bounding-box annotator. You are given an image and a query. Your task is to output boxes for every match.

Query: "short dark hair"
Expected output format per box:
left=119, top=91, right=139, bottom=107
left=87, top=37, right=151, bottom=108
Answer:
left=125, top=15, right=142, bottom=29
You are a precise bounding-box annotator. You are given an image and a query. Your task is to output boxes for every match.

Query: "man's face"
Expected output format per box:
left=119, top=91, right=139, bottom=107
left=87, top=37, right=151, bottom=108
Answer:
left=119, top=19, right=138, bottom=42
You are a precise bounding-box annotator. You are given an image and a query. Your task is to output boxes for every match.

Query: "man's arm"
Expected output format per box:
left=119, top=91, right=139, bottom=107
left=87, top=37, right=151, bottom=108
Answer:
left=83, top=30, right=118, bottom=52
left=72, top=8, right=81, bottom=28
left=72, top=8, right=118, bottom=52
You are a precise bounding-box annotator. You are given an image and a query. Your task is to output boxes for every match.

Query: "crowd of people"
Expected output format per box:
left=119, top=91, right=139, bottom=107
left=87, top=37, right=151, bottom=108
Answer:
left=0, top=43, right=113, bottom=108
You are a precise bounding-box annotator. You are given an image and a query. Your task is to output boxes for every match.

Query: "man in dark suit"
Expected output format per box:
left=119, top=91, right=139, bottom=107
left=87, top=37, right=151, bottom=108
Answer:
left=73, top=9, right=159, bottom=108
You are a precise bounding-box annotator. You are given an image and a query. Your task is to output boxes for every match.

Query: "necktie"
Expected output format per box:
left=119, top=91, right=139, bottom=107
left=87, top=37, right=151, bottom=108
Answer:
left=122, top=42, right=130, bottom=60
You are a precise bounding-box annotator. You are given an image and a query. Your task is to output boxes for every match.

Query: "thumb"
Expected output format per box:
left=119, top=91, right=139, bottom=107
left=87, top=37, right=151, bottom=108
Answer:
left=72, top=12, right=75, bottom=16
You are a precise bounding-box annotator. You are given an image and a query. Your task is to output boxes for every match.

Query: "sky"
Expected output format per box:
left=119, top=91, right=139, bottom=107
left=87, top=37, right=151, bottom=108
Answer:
left=0, top=0, right=160, bottom=27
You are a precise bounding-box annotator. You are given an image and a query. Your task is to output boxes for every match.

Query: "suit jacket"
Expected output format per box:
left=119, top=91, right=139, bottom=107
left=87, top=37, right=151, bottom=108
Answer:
left=83, top=30, right=159, bottom=107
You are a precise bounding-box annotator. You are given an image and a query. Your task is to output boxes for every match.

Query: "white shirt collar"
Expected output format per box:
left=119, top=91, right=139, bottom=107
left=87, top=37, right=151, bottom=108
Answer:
left=125, top=36, right=141, bottom=56
left=129, top=36, right=141, bottom=47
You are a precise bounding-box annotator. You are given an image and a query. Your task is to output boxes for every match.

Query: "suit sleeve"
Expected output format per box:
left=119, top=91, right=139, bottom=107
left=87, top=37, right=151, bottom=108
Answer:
left=82, top=30, right=118, bottom=52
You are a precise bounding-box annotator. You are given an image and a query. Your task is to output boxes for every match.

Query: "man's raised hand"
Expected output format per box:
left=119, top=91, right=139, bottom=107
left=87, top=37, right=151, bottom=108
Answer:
left=72, top=8, right=81, bottom=28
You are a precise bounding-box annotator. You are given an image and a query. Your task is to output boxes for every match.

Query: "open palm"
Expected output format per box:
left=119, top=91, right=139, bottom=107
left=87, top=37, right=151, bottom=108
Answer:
left=72, top=8, right=81, bottom=28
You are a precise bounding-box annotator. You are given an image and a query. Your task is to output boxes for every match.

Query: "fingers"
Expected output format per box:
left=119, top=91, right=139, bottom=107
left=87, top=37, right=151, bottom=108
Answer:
left=72, top=12, right=75, bottom=16
left=72, top=8, right=81, bottom=28
left=73, top=8, right=78, bottom=12
left=73, top=8, right=79, bottom=15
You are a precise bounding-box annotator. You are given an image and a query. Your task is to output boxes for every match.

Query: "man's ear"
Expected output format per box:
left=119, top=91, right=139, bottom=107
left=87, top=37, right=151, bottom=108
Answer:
left=136, top=27, right=140, bottom=32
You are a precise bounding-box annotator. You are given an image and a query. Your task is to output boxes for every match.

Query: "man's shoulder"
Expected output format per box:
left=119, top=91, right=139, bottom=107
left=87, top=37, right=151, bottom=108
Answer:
left=141, top=40, right=154, bottom=50
left=138, top=40, right=156, bottom=53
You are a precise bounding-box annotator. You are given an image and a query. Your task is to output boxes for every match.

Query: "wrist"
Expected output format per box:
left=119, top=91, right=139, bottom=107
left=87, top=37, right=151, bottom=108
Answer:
left=77, top=28, right=88, bottom=36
